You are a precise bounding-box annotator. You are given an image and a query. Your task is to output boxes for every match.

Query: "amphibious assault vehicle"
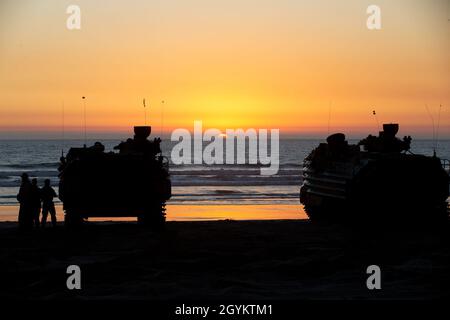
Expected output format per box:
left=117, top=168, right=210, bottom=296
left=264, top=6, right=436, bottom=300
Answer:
left=58, top=126, right=171, bottom=227
left=300, top=124, right=449, bottom=223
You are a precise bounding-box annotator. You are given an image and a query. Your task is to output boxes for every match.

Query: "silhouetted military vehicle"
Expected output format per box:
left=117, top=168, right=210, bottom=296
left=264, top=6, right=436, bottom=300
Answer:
left=300, top=124, right=449, bottom=223
left=58, top=126, right=171, bottom=227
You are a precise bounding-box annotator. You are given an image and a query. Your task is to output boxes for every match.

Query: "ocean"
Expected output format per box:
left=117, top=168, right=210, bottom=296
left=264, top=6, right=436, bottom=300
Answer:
left=0, top=138, right=449, bottom=220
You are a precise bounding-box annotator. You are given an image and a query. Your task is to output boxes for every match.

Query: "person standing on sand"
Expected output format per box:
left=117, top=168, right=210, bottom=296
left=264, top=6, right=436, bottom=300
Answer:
left=41, top=179, right=58, bottom=228
left=17, top=173, right=32, bottom=230
left=30, top=178, right=42, bottom=228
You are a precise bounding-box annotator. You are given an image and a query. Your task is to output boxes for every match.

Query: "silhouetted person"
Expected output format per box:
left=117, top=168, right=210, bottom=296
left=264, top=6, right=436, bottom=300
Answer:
left=17, top=173, right=32, bottom=230
left=58, top=156, right=66, bottom=172
left=30, top=178, right=41, bottom=228
left=41, top=179, right=57, bottom=228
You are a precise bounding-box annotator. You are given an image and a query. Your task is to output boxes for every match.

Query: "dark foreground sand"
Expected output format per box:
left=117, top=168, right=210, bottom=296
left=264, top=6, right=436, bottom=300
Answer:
left=0, top=220, right=449, bottom=300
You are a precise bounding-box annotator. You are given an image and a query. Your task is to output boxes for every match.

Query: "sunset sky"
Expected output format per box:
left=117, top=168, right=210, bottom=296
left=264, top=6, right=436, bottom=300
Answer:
left=0, top=0, right=449, bottom=139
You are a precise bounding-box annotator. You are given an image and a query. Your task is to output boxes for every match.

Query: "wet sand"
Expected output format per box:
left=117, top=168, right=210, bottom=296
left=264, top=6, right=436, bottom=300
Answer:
left=0, top=203, right=306, bottom=222
left=0, top=218, right=449, bottom=300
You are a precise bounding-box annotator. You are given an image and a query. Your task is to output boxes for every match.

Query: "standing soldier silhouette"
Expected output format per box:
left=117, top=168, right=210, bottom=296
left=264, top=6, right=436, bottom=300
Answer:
left=30, top=178, right=42, bottom=228
left=17, top=173, right=32, bottom=230
left=41, top=179, right=58, bottom=227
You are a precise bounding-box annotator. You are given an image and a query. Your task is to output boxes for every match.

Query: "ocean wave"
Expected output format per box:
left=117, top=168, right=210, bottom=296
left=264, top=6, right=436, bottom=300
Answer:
left=0, top=170, right=58, bottom=177
left=1, top=162, right=58, bottom=169
left=172, top=193, right=298, bottom=199
left=169, top=163, right=301, bottom=170
left=279, top=162, right=302, bottom=167
left=0, top=195, right=17, bottom=199
left=171, top=181, right=301, bottom=187
left=170, top=169, right=301, bottom=177
left=214, top=189, right=243, bottom=194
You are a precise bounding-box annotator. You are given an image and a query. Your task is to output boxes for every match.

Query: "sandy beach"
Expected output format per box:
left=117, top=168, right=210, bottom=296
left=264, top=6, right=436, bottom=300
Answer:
left=0, top=218, right=448, bottom=300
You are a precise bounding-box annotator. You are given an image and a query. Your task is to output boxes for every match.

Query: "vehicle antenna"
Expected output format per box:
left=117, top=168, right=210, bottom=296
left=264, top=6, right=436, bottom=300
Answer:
left=143, top=98, right=147, bottom=125
left=62, top=100, right=65, bottom=156
left=327, top=101, right=332, bottom=136
left=372, top=109, right=380, bottom=131
left=161, top=100, right=165, bottom=139
left=425, top=104, right=436, bottom=155
left=82, top=96, right=87, bottom=147
left=436, top=104, right=442, bottom=153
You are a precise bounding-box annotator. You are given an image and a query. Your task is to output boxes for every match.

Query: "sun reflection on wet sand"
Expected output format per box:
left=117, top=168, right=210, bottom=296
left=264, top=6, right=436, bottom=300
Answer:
left=0, top=204, right=306, bottom=222
left=166, top=204, right=305, bottom=221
